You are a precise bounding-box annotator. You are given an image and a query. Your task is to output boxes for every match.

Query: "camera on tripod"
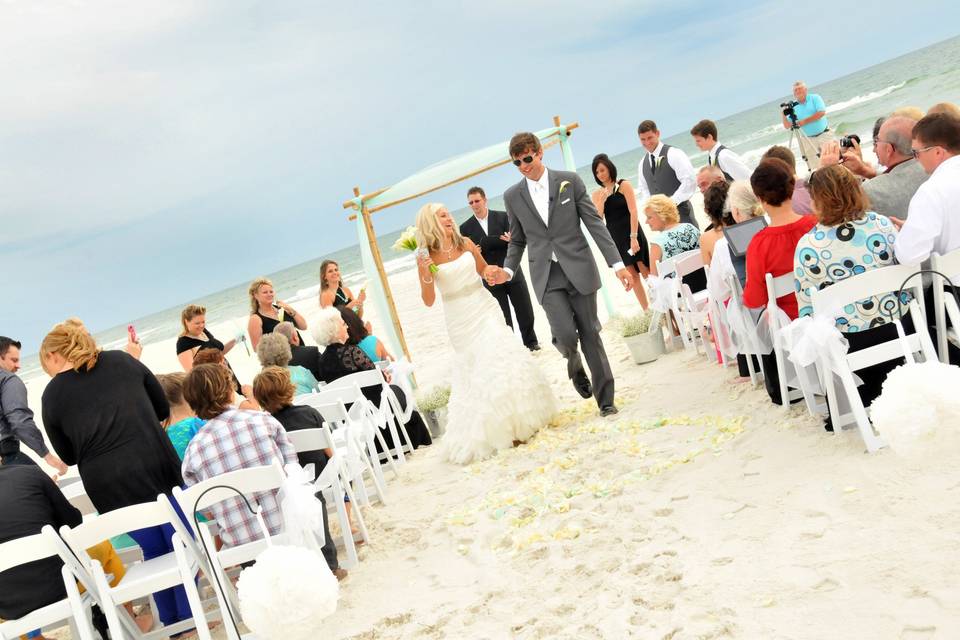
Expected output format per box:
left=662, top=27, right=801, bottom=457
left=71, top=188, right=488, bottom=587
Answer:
left=781, top=100, right=800, bottom=122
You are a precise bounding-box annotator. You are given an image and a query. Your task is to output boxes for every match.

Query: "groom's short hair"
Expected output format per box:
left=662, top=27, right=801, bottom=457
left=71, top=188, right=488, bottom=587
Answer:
left=509, top=132, right=541, bottom=158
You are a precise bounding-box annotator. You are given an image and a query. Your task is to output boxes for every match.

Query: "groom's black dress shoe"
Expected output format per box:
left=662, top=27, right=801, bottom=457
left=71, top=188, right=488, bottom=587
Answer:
left=600, top=405, right=618, bottom=417
left=572, top=371, right=592, bottom=399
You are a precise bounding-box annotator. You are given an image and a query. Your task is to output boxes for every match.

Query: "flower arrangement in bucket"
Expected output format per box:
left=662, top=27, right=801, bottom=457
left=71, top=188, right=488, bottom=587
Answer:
left=415, top=384, right=451, bottom=438
left=610, top=309, right=665, bottom=364
left=393, top=226, right=439, bottom=273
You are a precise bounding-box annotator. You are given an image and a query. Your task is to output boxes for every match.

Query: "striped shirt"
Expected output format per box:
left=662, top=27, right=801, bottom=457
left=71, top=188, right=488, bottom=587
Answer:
left=181, top=409, right=296, bottom=547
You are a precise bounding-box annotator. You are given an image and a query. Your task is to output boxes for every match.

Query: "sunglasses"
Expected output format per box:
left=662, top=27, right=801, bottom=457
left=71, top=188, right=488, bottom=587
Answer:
left=467, top=199, right=483, bottom=205
left=512, top=155, right=536, bottom=167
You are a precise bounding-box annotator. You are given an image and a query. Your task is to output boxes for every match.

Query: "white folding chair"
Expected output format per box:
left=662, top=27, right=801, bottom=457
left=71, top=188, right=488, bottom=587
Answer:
left=59, top=499, right=201, bottom=640
left=298, top=384, right=399, bottom=481
left=168, top=460, right=287, bottom=619
left=285, top=424, right=370, bottom=568
left=811, top=263, right=936, bottom=452
left=324, top=369, right=414, bottom=462
left=286, top=416, right=386, bottom=507
left=704, top=266, right=735, bottom=368
left=674, top=250, right=711, bottom=358
left=764, top=272, right=825, bottom=416
left=0, top=528, right=97, bottom=640
left=723, top=273, right=767, bottom=387
left=931, top=250, right=960, bottom=363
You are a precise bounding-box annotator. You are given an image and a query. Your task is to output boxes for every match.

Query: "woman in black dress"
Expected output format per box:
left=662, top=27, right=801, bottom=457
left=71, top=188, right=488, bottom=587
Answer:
left=40, top=323, right=191, bottom=628
left=247, top=277, right=308, bottom=350
left=175, top=304, right=243, bottom=371
left=311, top=308, right=431, bottom=452
left=591, top=154, right=650, bottom=309
left=319, top=260, right=366, bottom=317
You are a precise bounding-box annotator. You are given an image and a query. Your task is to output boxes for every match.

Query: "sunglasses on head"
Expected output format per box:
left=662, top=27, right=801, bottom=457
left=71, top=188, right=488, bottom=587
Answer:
left=512, top=155, right=535, bottom=167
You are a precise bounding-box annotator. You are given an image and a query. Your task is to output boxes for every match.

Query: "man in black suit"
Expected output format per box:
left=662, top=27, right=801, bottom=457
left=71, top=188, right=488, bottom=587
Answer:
left=275, top=321, right=322, bottom=380
left=460, top=186, right=540, bottom=350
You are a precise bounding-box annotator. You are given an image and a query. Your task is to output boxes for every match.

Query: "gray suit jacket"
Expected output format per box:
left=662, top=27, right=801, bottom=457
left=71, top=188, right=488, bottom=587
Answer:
left=862, top=158, right=928, bottom=220
left=503, top=169, right=621, bottom=302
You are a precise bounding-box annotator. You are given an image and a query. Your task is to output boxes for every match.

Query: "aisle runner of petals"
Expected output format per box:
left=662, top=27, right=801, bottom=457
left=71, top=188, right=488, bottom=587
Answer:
left=445, top=402, right=748, bottom=551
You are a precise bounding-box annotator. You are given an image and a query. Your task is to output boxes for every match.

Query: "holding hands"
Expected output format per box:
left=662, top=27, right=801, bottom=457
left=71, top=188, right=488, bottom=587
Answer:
left=484, top=265, right=509, bottom=286
left=615, top=267, right=634, bottom=292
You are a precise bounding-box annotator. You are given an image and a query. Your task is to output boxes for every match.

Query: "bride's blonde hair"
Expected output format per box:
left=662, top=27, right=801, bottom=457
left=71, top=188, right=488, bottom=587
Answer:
left=415, top=203, right=465, bottom=253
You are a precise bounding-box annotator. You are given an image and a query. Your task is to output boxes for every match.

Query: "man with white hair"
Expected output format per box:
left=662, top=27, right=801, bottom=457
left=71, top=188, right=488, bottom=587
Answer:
left=696, top=165, right=726, bottom=194
left=782, top=81, right=830, bottom=138
left=819, top=116, right=929, bottom=220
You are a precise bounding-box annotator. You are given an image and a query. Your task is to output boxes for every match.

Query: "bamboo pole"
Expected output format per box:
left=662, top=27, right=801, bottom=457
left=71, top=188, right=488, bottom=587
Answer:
left=354, top=186, right=413, bottom=362
left=346, top=134, right=574, bottom=220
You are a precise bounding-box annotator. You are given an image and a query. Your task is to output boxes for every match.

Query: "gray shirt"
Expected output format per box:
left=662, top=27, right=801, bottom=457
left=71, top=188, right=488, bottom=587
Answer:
left=0, top=369, right=49, bottom=457
left=863, top=158, right=929, bottom=220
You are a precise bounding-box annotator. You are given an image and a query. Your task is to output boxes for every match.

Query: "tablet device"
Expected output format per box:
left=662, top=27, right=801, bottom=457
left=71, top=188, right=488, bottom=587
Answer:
left=723, top=217, right=768, bottom=258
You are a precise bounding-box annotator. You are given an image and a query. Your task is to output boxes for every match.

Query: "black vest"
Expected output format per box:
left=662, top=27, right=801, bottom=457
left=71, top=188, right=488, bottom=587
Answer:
left=641, top=144, right=695, bottom=226
left=708, top=144, right=735, bottom=182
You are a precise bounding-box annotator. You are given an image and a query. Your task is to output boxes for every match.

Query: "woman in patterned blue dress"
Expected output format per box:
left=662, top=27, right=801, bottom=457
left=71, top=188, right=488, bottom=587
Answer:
left=793, top=165, right=911, bottom=428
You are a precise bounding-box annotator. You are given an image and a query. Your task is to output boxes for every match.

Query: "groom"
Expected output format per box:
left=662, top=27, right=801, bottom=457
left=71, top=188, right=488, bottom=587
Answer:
left=485, top=132, right=632, bottom=416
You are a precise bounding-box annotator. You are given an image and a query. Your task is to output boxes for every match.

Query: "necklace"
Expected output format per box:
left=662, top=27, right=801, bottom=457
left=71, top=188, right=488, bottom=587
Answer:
left=440, top=242, right=454, bottom=257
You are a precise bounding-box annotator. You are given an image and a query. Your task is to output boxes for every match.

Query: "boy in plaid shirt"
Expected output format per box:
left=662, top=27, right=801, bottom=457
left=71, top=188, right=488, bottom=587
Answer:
left=181, top=364, right=297, bottom=547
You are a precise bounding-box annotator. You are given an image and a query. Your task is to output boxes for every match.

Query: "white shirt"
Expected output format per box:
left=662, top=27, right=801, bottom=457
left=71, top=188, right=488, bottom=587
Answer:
left=710, top=145, right=752, bottom=182
left=502, top=167, right=623, bottom=279
left=637, top=142, right=697, bottom=206
left=473, top=213, right=489, bottom=235
left=894, top=155, right=960, bottom=264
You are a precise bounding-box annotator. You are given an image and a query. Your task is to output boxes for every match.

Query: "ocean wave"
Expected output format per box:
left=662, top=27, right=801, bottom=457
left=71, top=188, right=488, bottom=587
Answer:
left=727, top=123, right=784, bottom=149
left=827, top=82, right=906, bottom=114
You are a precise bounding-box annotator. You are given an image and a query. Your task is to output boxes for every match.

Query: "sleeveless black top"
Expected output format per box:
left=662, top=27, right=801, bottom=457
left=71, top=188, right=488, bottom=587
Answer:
left=255, top=310, right=304, bottom=345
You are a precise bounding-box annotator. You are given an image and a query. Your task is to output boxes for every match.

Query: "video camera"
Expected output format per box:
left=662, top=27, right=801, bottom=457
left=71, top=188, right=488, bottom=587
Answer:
left=781, top=100, right=800, bottom=123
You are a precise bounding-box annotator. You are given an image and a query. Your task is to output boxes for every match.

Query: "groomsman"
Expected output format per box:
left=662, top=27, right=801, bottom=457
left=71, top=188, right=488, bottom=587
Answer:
left=690, top=119, right=752, bottom=182
left=636, top=120, right=699, bottom=228
left=460, top=187, right=540, bottom=351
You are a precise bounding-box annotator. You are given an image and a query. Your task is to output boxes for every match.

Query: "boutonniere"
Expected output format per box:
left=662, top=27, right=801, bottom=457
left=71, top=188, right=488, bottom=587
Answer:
left=559, top=180, right=571, bottom=194
left=655, top=156, right=663, bottom=169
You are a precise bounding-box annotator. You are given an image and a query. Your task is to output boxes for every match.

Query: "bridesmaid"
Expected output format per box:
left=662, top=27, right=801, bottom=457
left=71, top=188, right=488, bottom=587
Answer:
left=319, top=260, right=366, bottom=317
left=590, top=154, right=649, bottom=309
left=247, top=277, right=307, bottom=350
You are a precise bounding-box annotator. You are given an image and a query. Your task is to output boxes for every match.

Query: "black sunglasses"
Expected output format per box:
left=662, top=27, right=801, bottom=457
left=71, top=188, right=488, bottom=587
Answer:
left=512, top=155, right=535, bottom=167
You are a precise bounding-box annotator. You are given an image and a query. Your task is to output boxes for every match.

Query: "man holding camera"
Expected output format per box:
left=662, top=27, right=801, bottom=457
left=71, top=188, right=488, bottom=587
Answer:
left=818, top=116, right=929, bottom=220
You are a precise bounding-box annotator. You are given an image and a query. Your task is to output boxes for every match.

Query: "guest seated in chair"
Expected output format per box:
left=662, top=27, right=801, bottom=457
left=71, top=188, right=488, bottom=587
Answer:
left=256, top=332, right=320, bottom=395
left=312, top=307, right=432, bottom=452
left=644, top=194, right=706, bottom=292
left=252, top=367, right=345, bottom=580
left=744, top=159, right=817, bottom=404
left=181, top=364, right=298, bottom=548
left=339, top=307, right=394, bottom=364
left=275, top=322, right=322, bottom=381
left=795, top=164, right=910, bottom=428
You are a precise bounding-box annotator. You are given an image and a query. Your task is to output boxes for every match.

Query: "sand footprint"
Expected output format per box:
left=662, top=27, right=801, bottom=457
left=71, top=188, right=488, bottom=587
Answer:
left=812, top=577, right=839, bottom=592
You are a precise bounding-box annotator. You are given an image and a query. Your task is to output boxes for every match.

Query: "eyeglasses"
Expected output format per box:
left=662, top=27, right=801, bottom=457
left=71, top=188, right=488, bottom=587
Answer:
left=911, top=145, right=939, bottom=159
left=467, top=199, right=483, bottom=205
left=512, top=155, right=535, bottom=167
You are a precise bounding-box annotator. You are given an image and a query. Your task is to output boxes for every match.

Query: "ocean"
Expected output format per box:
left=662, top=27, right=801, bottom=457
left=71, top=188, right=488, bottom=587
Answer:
left=18, top=35, right=960, bottom=380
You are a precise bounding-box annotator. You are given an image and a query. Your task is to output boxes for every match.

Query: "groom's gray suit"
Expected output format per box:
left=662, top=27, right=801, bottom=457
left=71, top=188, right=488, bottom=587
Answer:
left=503, top=168, right=622, bottom=408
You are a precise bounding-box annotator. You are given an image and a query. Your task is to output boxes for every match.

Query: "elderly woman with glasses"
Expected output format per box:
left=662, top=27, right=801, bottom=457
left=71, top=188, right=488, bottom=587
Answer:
left=313, top=307, right=432, bottom=452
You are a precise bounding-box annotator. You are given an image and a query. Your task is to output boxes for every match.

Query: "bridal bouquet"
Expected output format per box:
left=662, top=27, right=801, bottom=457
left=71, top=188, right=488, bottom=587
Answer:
left=393, top=226, right=438, bottom=273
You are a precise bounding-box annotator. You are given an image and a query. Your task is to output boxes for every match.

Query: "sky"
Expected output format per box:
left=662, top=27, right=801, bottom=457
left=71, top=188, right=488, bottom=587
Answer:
left=3, top=0, right=960, bottom=350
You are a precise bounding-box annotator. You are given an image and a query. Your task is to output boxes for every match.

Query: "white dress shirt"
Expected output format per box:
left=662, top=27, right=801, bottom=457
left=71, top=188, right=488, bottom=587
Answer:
left=636, top=142, right=697, bottom=206
left=473, top=213, right=489, bottom=235
left=503, top=167, right=623, bottom=279
left=710, top=145, right=752, bottom=182
left=894, top=155, right=960, bottom=264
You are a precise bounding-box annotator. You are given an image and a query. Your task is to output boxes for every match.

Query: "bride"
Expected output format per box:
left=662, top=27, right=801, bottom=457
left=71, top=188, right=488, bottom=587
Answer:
left=415, top=202, right=557, bottom=464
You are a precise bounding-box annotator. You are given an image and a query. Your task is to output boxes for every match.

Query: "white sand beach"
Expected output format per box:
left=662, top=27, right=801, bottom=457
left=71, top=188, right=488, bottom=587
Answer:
left=311, top=267, right=960, bottom=640
left=23, top=200, right=960, bottom=639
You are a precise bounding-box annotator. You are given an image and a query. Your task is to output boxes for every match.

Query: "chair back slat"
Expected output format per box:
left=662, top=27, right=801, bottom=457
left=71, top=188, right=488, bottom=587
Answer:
left=63, top=501, right=170, bottom=550
left=812, top=262, right=926, bottom=318
left=765, top=272, right=796, bottom=299
left=0, top=532, right=58, bottom=572
left=674, top=250, right=704, bottom=279
left=286, top=427, right=336, bottom=454
left=175, top=460, right=286, bottom=513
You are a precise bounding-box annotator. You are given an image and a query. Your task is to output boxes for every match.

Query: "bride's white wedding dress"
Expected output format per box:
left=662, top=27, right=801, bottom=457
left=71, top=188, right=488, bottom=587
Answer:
left=435, top=252, right=557, bottom=464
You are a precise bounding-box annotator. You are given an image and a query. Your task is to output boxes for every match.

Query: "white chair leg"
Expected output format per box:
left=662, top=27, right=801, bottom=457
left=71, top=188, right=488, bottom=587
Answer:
left=63, top=566, right=95, bottom=640
left=836, top=365, right=886, bottom=452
